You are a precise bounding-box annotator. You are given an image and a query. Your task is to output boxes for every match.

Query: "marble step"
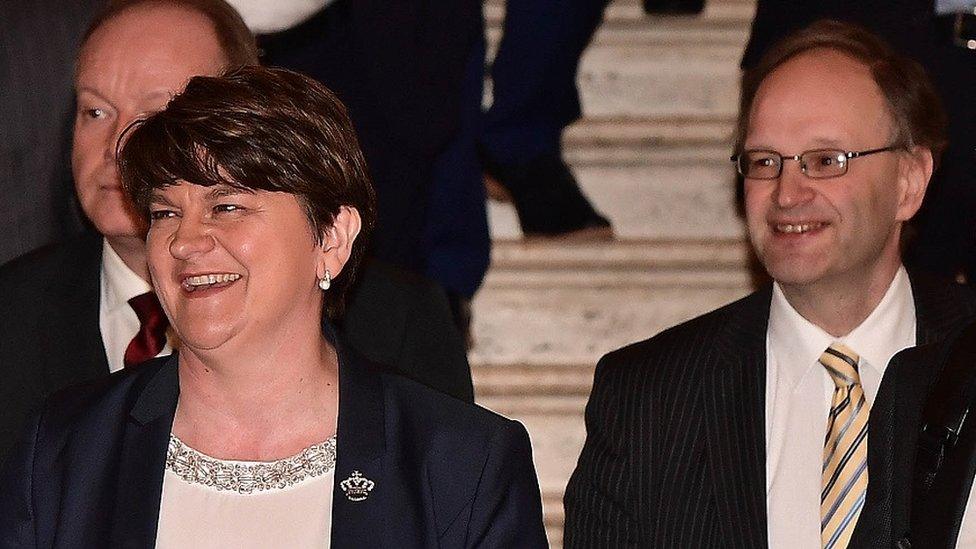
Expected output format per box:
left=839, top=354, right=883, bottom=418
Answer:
left=484, top=0, right=754, bottom=120
left=488, top=116, right=746, bottom=240
left=470, top=238, right=754, bottom=367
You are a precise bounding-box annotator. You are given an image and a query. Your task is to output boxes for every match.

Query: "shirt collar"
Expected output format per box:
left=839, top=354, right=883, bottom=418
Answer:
left=768, top=266, right=915, bottom=391
left=101, top=238, right=154, bottom=314
left=842, top=266, right=916, bottom=379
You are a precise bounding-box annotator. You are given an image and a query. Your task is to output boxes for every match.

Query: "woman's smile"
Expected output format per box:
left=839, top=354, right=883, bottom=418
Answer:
left=180, top=272, right=243, bottom=294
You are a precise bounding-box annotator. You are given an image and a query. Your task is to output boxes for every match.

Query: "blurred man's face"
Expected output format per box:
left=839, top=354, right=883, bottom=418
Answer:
left=73, top=4, right=227, bottom=245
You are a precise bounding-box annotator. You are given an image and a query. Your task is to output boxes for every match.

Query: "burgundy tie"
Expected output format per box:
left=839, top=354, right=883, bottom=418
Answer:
left=124, top=292, right=169, bottom=368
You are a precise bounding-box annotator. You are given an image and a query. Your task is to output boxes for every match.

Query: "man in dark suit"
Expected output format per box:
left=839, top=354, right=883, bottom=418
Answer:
left=564, top=21, right=976, bottom=547
left=742, top=0, right=976, bottom=284
left=0, top=0, right=471, bottom=463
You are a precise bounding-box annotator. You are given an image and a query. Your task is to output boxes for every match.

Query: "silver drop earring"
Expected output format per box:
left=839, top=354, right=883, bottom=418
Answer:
left=318, top=270, right=332, bottom=291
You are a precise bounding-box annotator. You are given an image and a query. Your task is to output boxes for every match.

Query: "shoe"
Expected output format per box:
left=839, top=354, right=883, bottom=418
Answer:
left=642, top=0, right=705, bottom=15
left=483, top=154, right=613, bottom=239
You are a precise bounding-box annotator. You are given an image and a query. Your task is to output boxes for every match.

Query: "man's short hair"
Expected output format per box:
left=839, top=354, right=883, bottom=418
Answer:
left=118, top=65, right=377, bottom=320
left=734, top=20, right=947, bottom=167
left=82, top=0, right=259, bottom=67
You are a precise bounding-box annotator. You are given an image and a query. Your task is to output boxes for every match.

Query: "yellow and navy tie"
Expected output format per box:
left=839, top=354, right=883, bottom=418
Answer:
left=820, top=343, right=869, bottom=549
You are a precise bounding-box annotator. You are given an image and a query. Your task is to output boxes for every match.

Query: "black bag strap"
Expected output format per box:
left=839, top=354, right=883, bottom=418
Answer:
left=908, top=321, right=976, bottom=547
left=915, top=322, right=976, bottom=493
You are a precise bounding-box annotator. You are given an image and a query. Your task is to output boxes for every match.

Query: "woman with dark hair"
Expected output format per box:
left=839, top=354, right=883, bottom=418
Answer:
left=0, top=65, right=547, bottom=548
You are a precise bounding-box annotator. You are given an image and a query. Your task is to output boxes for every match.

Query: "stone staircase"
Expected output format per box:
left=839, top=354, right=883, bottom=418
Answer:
left=473, top=1, right=758, bottom=546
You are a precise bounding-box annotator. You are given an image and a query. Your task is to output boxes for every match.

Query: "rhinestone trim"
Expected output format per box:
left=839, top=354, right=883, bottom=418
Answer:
left=165, top=434, right=337, bottom=494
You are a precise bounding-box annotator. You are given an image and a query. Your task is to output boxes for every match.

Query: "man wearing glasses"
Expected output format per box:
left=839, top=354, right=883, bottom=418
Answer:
left=564, top=20, right=976, bottom=548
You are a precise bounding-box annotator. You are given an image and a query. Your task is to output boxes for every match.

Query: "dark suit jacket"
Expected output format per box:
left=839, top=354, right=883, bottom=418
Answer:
left=0, top=0, right=98, bottom=265
left=258, top=0, right=482, bottom=271
left=741, top=0, right=937, bottom=71
left=0, top=233, right=472, bottom=463
left=0, top=343, right=548, bottom=548
left=563, top=274, right=976, bottom=548
left=853, top=322, right=976, bottom=548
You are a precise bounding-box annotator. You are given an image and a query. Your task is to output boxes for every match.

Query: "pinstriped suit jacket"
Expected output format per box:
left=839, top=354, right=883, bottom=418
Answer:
left=563, top=275, right=976, bottom=548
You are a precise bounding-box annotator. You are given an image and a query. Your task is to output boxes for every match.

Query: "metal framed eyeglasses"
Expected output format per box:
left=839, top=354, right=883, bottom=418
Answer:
left=730, top=146, right=901, bottom=180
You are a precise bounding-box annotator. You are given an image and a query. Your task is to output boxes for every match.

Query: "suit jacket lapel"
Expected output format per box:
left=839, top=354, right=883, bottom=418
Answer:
left=41, top=235, right=108, bottom=389
left=702, top=288, right=771, bottom=547
left=331, top=337, right=387, bottom=548
left=109, top=355, right=178, bottom=547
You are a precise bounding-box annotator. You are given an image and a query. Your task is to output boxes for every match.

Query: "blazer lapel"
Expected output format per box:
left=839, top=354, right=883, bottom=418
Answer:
left=331, top=339, right=387, bottom=548
left=109, top=356, right=179, bottom=547
left=702, top=288, right=771, bottom=547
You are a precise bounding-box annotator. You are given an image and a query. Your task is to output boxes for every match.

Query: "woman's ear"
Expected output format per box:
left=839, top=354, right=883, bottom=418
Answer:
left=317, top=206, right=362, bottom=280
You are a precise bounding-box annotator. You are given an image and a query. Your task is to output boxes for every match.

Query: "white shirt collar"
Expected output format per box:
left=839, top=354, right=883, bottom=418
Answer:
left=100, top=238, right=153, bottom=314
left=768, top=266, right=916, bottom=391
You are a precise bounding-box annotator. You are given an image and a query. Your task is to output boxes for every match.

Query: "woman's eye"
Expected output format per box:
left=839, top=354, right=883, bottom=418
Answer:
left=214, top=204, right=242, bottom=214
left=149, top=210, right=175, bottom=220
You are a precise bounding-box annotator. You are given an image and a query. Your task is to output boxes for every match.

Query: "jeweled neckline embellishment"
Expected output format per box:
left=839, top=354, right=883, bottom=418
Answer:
left=165, top=434, right=337, bottom=494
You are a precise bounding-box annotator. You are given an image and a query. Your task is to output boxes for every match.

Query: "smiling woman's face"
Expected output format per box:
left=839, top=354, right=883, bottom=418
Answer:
left=146, top=181, right=325, bottom=352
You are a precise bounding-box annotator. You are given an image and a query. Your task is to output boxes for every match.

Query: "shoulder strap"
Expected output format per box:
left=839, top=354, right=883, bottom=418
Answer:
left=910, top=321, right=976, bottom=547
left=915, top=321, right=976, bottom=492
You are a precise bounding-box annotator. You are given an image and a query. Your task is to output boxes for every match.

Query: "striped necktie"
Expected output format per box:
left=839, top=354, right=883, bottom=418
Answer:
left=819, top=343, right=868, bottom=549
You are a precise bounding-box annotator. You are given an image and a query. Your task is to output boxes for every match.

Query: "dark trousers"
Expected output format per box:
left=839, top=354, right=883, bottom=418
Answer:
left=482, top=0, right=612, bottom=164
left=424, top=37, right=491, bottom=298
left=423, top=0, right=611, bottom=297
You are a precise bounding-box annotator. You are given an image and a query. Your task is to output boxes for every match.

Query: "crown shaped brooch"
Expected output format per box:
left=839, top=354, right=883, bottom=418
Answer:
left=340, top=470, right=375, bottom=502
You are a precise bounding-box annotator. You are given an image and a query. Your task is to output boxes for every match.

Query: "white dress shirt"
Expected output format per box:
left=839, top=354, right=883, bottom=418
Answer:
left=99, top=240, right=173, bottom=373
left=765, top=266, right=917, bottom=548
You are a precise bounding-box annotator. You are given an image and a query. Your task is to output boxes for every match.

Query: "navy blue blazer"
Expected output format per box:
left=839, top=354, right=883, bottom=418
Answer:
left=0, top=346, right=547, bottom=548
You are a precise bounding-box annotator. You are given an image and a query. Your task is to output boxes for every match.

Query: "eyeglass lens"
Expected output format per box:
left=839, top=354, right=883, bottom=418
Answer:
left=739, top=149, right=849, bottom=179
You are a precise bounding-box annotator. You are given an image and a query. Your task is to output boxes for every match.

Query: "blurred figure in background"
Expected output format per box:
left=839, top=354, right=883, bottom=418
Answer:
left=478, top=0, right=614, bottom=241
left=238, top=0, right=620, bottom=340
left=242, top=0, right=482, bottom=280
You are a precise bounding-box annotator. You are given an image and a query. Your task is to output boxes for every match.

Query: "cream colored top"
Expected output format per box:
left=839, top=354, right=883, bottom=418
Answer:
left=155, top=435, right=336, bottom=548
